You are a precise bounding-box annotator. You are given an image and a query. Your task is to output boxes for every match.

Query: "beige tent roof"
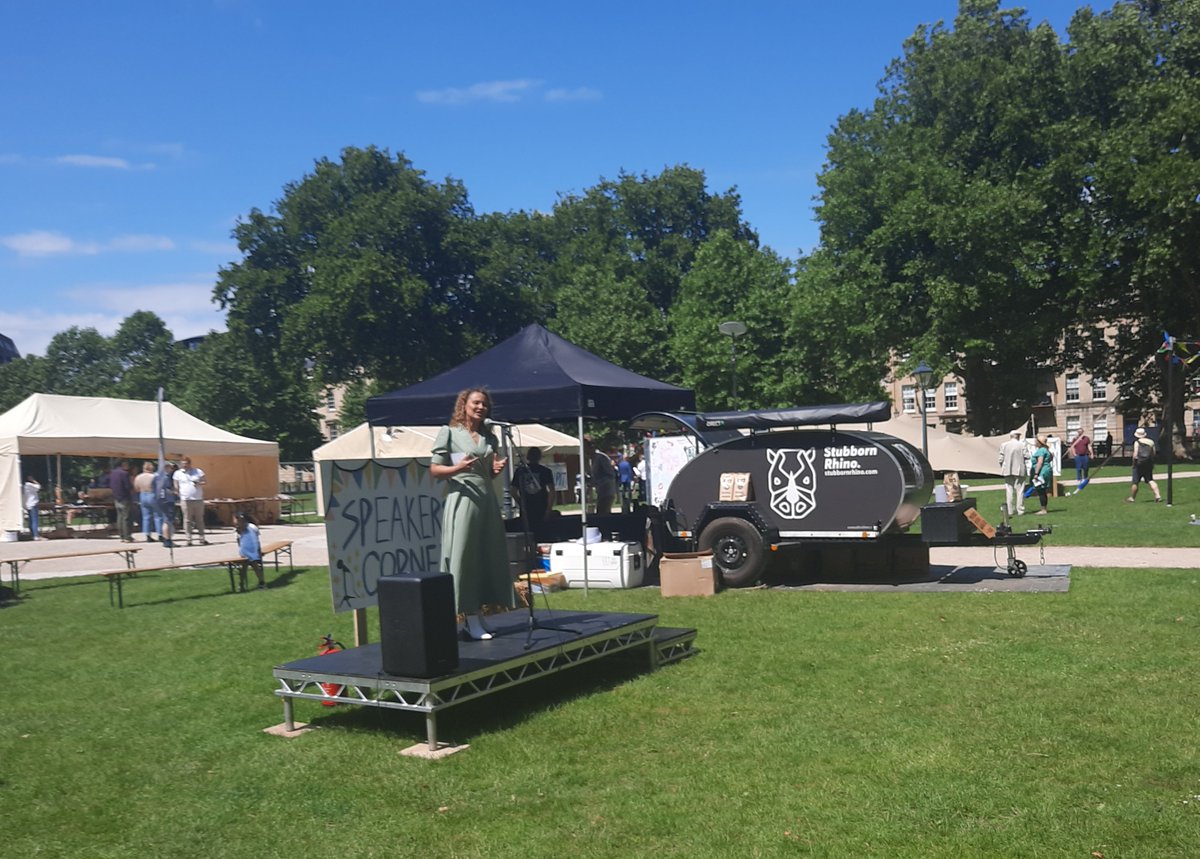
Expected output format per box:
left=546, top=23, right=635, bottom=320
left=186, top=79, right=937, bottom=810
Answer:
left=0, top=393, right=278, bottom=458
left=313, top=421, right=580, bottom=462
left=0, top=393, right=278, bottom=532
left=873, top=413, right=1006, bottom=475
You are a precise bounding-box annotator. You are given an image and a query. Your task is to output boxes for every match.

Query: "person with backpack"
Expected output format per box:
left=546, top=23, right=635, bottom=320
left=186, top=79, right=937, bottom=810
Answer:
left=1126, top=427, right=1163, bottom=502
left=513, top=447, right=554, bottom=529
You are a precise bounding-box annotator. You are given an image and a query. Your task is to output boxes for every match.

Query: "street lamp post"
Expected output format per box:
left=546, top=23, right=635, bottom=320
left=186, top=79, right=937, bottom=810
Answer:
left=718, top=320, right=747, bottom=408
left=914, top=361, right=935, bottom=461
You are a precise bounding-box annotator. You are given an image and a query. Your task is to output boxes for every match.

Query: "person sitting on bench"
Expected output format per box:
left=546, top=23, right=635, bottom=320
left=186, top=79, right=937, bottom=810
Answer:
left=235, top=512, right=265, bottom=590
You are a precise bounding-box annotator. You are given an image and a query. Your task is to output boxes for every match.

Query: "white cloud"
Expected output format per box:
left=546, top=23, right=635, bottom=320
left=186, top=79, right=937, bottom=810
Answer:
left=545, top=87, right=602, bottom=102
left=107, top=234, right=176, bottom=253
left=416, top=79, right=541, bottom=105
left=0, top=279, right=226, bottom=357
left=190, top=239, right=239, bottom=256
left=1, top=230, right=89, bottom=257
left=54, top=154, right=134, bottom=169
left=0, top=230, right=176, bottom=258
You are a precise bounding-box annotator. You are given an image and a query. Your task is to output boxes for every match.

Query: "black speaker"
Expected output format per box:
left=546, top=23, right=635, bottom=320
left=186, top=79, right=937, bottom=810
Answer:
left=377, top=573, right=459, bottom=678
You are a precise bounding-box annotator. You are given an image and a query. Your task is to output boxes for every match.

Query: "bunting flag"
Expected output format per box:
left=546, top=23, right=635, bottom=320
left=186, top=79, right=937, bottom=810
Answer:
left=1159, top=332, right=1200, bottom=366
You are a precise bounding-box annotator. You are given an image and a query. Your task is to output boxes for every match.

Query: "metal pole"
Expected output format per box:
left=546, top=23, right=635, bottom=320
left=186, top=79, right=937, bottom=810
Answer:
left=1166, top=352, right=1174, bottom=506
left=729, top=336, right=738, bottom=407
left=919, top=396, right=929, bottom=461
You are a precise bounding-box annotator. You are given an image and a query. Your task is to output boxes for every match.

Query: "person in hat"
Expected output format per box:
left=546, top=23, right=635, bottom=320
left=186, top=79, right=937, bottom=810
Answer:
left=1126, top=427, right=1162, bottom=502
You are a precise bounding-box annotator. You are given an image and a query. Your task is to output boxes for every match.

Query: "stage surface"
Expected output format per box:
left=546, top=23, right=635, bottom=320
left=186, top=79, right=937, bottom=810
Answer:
left=272, top=609, right=697, bottom=751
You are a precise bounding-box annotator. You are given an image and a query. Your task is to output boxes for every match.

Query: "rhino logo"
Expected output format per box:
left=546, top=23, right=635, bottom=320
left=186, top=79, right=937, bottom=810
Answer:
left=767, top=448, right=817, bottom=519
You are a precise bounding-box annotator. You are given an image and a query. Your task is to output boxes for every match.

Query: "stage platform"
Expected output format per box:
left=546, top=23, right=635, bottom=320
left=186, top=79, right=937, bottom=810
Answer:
left=272, top=609, right=697, bottom=751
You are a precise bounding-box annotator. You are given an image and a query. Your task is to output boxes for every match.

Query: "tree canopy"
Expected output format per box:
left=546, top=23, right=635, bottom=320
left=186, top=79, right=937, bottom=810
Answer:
left=806, top=0, right=1200, bottom=433
left=9, top=0, right=1199, bottom=450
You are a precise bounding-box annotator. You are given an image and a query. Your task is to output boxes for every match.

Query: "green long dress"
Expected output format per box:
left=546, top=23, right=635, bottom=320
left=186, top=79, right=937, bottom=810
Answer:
left=431, top=425, right=515, bottom=612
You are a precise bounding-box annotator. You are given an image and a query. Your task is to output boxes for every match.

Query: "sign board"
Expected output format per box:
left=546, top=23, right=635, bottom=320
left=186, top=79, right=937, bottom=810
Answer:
left=320, top=458, right=444, bottom=613
left=646, top=435, right=699, bottom=507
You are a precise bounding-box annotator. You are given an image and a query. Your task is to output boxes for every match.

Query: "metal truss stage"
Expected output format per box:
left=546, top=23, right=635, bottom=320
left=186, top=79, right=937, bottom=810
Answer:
left=272, top=610, right=697, bottom=751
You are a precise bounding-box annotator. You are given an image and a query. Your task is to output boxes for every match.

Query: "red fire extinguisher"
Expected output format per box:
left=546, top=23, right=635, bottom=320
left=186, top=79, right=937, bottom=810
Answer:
left=317, top=633, right=345, bottom=706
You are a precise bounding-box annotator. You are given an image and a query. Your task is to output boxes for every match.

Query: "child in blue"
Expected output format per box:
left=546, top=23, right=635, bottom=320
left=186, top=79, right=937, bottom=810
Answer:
left=235, top=512, right=264, bottom=590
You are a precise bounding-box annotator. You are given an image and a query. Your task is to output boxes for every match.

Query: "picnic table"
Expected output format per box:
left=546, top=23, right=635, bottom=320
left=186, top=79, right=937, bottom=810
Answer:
left=2, top=546, right=141, bottom=595
left=100, top=539, right=294, bottom=608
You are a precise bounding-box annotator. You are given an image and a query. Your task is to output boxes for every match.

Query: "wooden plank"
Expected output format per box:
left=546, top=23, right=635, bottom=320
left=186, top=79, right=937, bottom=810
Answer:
left=963, top=507, right=996, bottom=539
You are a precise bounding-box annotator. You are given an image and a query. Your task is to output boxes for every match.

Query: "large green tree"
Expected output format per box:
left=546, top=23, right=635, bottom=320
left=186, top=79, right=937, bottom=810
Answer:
left=0, top=354, right=47, bottom=413
left=110, top=311, right=179, bottom=400
left=810, top=0, right=1076, bottom=433
left=216, top=146, right=530, bottom=394
left=1064, top=0, right=1200, bottom=448
left=172, top=332, right=321, bottom=460
left=670, top=230, right=792, bottom=410
left=42, top=327, right=121, bottom=397
left=549, top=166, right=756, bottom=382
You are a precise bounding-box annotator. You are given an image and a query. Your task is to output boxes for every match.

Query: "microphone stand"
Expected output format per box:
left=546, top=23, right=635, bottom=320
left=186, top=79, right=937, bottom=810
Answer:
left=506, top=433, right=582, bottom=650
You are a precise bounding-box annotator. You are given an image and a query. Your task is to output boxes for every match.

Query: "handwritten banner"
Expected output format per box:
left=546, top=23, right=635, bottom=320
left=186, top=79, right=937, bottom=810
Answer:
left=321, top=458, right=443, bottom=613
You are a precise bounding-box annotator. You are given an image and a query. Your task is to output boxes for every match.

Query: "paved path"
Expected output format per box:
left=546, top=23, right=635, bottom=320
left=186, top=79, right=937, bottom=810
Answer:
left=3, top=519, right=1196, bottom=585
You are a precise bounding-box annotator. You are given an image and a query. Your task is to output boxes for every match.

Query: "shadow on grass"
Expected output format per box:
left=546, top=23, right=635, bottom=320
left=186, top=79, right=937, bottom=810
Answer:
left=763, top=557, right=1031, bottom=589
left=294, top=649, right=666, bottom=746
left=113, top=565, right=318, bottom=608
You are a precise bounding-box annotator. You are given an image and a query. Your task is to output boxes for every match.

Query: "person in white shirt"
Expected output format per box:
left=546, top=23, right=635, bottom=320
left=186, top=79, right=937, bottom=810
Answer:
left=997, top=430, right=1029, bottom=517
left=23, top=475, right=41, bottom=540
left=173, top=456, right=209, bottom=546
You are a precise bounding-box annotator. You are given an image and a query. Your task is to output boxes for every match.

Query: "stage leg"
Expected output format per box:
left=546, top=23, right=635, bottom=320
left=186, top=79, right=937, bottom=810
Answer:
left=426, top=713, right=438, bottom=751
left=283, top=696, right=295, bottom=732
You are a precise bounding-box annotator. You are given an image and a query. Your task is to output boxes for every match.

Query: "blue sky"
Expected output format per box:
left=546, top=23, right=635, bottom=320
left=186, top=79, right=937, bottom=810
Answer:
left=1, top=0, right=1084, bottom=357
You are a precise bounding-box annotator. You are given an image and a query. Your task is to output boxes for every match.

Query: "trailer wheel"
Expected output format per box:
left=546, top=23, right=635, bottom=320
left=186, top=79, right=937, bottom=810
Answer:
left=699, top=517, right=766, bottom=588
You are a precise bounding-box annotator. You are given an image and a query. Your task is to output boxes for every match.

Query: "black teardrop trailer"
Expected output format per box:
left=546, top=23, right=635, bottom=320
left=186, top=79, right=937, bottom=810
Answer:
left=632, top=402, right=1048, bottom=587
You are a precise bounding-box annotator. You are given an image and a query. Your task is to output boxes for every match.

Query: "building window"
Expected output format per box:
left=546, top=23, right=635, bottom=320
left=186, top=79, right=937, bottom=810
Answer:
left=1093, top=414, right=1108, bottom=442
left=943, top=382, right=958, bottom=411
left=1091, top=378, right=1107, bottom=401
left=924, top=387, right=937, bottom=413
left=1065, top=375, right=1080, bottom=403
left=901, top=385, right=915, bottom=413
left=327, top=422, right=339, bottom=439
left=1066, top=416, right=1080, bottom=442
left=325, top=390, right=336, bottom=411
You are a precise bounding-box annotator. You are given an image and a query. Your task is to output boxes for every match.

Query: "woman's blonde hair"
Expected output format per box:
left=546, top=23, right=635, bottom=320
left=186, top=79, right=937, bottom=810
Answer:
left=449, top=388, right=492, bottom=428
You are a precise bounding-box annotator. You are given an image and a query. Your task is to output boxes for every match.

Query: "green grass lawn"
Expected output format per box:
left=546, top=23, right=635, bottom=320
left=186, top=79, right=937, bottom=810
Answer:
left=952, top=468, right=1200, bottom=548
left=3, top=559, right=1199, bottom=857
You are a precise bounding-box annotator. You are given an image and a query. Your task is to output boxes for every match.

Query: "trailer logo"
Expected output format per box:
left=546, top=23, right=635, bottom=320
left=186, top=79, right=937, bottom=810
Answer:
left=767, top=448, right=817, bottom=519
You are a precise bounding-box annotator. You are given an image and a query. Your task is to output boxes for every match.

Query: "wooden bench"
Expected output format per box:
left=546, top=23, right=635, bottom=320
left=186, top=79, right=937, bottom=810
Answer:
left=2, top=546, right=141, bottom=595
left=99, top=540, right=294, bottom=608
left=212, top=540, right=295, bottom=593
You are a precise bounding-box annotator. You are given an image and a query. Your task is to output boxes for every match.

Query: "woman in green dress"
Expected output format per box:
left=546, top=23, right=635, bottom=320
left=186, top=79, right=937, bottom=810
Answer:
left=430, top=388, right=514, bottom=632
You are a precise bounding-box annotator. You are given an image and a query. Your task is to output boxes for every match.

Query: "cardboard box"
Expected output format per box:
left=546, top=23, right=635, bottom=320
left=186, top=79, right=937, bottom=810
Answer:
left=660, top=551, right=717, bottom=596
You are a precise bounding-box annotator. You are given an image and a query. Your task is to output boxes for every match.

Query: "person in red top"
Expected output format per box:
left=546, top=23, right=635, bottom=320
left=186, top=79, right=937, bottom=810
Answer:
left=1067, top=433, right=1095, bottom=485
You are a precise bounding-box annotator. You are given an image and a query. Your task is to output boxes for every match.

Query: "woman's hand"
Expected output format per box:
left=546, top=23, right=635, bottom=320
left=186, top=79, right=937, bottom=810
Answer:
left=492, top=456, right=507, bottom=476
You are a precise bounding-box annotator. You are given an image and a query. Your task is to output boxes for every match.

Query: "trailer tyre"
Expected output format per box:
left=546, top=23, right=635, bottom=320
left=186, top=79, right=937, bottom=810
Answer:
left=699, top=517, right=766, bottom=588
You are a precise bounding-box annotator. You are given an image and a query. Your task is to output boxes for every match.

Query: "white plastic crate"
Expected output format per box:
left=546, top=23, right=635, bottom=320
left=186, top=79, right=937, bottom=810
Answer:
left=548, top=540, right=645, bottom=589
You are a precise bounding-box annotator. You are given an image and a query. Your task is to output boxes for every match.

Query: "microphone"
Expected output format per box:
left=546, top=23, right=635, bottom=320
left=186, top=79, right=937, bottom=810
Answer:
left=484, top=418, right=514, bottom=428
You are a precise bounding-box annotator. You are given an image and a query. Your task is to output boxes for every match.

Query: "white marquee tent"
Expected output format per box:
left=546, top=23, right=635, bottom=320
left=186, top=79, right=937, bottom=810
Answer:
left=0, top=393, right=280, bottom=533
left=312, top=421, right=580, bottom=515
